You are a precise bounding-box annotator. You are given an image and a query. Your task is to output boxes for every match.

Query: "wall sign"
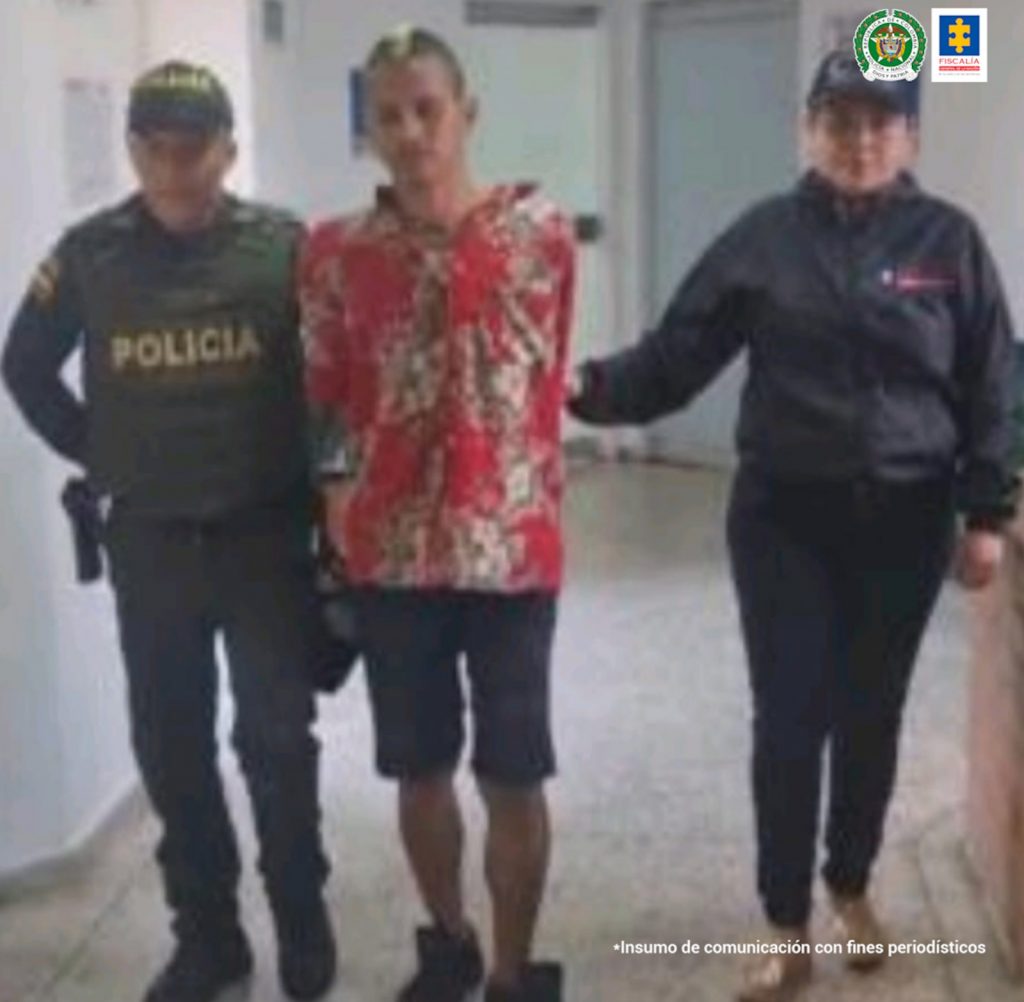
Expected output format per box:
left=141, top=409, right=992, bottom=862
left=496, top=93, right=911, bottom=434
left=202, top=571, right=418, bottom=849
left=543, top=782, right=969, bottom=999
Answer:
left=63, top=78, right=117, bottom=210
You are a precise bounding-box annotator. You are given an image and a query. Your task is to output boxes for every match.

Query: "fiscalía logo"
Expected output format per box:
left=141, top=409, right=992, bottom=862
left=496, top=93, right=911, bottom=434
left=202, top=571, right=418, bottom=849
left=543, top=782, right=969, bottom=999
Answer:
left=853, top=9, right=927, bottom=81
left=931, top=8, right=988, bottom=83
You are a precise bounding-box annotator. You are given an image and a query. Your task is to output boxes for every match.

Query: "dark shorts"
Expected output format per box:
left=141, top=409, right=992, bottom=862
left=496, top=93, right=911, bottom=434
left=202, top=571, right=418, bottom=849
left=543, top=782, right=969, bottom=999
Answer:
left=353, top=588, right=558, bottom=785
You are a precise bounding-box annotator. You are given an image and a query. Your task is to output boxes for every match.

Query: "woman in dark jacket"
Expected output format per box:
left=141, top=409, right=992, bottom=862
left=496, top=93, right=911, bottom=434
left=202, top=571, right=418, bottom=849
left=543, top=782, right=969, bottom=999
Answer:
left=569, top=50, right=1018, bottom=1002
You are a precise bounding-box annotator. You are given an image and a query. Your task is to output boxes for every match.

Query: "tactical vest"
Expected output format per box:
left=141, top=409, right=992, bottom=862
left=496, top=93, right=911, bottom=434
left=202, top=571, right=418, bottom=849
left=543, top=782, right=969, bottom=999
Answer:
left=69, top=196, right=309, bottom=517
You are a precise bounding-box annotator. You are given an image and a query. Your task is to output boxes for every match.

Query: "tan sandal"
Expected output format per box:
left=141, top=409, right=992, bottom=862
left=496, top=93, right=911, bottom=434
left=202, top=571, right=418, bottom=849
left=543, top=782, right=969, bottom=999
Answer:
left=829, top=891, right=887, bottom=971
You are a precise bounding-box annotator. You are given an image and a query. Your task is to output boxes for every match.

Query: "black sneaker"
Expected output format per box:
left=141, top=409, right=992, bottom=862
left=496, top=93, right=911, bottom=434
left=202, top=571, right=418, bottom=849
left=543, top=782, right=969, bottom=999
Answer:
left=276, top=899, right=338, bottom=1000
left=143, top=929, right=253, bottom=1002
left=396, top=924, right=485, bottom=1002
left=483, top=962, right=563, bottom=1002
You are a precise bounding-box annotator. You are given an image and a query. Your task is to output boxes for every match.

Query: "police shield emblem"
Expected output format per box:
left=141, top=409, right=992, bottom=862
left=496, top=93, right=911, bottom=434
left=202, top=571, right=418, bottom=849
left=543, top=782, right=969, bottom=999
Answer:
left=853, top=9, right=928, bottom=81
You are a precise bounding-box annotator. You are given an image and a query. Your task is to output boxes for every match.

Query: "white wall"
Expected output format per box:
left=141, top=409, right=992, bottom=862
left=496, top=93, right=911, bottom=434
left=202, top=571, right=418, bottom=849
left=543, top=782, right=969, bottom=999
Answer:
left=0, top=3, right=66, bottom=868
left=0, top=0, right=141, bottom=876
left=249, top=0, right=306, bottom=205
left=606, top=1, right=650, bottom=341
left=917, top=0, right=1024, bottom=331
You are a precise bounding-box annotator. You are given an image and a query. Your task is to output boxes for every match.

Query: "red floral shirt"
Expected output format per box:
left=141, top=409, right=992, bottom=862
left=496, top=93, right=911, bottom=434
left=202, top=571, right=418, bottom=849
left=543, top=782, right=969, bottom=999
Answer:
left=301, top=184, right=576, bottom=591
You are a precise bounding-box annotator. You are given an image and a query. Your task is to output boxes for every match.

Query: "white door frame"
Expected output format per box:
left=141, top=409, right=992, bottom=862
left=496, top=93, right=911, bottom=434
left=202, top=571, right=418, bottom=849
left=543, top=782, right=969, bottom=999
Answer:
left=635, top=0, right=798, bottom=466
left=642, top=0, right=799, bottom=318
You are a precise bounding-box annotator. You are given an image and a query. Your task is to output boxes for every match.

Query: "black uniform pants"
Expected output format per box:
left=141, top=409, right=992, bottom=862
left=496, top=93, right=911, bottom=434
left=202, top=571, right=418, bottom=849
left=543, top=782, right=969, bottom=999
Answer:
left=726, top=467, right=956, bottom=927
left=104, top=497, right=329, bottom=942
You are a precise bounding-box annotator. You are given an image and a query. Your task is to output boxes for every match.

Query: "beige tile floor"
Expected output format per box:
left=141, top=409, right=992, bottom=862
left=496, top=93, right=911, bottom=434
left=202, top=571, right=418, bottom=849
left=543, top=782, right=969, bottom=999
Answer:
left=1, top=464, right=1020, bottom=1001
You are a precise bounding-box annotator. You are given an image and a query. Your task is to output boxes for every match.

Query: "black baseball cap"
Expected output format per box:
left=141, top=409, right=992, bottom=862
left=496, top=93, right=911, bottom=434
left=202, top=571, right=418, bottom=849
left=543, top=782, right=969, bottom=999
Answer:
left=128, top=61, right=234, bottom=135
left=807, top=51, right=921, bottom=118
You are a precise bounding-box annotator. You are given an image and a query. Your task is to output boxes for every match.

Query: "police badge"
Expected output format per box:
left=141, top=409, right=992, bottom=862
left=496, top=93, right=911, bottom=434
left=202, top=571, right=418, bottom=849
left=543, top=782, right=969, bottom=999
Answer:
left=853, top=9, right=928, bottom=81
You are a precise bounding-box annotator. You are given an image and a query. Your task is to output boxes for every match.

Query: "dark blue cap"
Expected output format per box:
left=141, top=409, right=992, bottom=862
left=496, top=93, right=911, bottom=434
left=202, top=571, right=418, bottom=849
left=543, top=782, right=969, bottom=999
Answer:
left=128, top=61, right=234, bottom=135
left=807, top=51, right=921, bottom=118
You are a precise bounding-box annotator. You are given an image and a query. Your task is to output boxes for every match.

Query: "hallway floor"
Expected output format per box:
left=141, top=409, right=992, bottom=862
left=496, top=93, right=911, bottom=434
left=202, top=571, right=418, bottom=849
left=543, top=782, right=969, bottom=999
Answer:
left=2, top=464, right=1019, bottom=1002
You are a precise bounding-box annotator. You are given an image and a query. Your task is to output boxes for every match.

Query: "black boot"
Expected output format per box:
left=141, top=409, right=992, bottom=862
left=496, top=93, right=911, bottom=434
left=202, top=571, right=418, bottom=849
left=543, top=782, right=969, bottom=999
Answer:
left=484, top=962, right=563, bottom=1002
left=275, top=897, right=337, bottom=1001
left=397, top=924, right=484, bottom=1002
left=143, top=927, right=253, bottom=1002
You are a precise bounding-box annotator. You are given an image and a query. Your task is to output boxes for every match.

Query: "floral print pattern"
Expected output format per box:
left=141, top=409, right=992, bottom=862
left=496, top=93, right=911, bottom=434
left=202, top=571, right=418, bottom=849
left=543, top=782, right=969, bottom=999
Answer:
left=301, top=184, right=576, bottom=591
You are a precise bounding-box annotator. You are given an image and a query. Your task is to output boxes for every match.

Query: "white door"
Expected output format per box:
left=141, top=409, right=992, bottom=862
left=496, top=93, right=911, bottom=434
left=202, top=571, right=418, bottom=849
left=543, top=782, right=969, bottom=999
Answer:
left=647, top=0, right=799, bottom=466
left=462, top=15, right=611, bottom=364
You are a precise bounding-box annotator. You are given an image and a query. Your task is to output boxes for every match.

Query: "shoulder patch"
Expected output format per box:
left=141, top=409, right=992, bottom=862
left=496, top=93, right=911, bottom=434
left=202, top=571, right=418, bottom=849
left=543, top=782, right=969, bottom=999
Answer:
left=30, top=255, right=61, bottom=305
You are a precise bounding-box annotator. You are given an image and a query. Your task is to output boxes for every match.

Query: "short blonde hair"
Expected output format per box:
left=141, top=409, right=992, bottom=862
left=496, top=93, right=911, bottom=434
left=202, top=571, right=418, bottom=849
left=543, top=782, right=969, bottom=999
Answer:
left=365, top=25, right=467, bottom=96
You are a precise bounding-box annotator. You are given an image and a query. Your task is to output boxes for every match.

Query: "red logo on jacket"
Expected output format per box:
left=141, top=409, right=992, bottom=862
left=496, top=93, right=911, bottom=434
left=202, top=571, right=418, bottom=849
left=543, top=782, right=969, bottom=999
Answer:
left=880, top=264, right=958, bottom=293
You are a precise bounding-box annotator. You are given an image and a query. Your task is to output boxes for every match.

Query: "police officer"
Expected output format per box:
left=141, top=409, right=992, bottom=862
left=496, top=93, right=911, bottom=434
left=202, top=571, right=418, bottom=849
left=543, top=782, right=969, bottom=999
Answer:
left=568, top=51, right=1018, bottom=1002
left=2, top=62, right=336, bottom=1002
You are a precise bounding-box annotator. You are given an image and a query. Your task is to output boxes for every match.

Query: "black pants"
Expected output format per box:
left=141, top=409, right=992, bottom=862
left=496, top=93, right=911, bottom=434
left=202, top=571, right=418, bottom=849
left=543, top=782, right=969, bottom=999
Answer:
left=726, top=468, right=956, bottom=927
left=104, top=496, right=329, bottom=942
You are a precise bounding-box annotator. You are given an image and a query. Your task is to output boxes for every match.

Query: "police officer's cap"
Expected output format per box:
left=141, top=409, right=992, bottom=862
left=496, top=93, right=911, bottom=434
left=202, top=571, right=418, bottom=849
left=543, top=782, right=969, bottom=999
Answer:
left=128, top=61, right=234, bottom=135
left=807, top=50, right=920, bottom=119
